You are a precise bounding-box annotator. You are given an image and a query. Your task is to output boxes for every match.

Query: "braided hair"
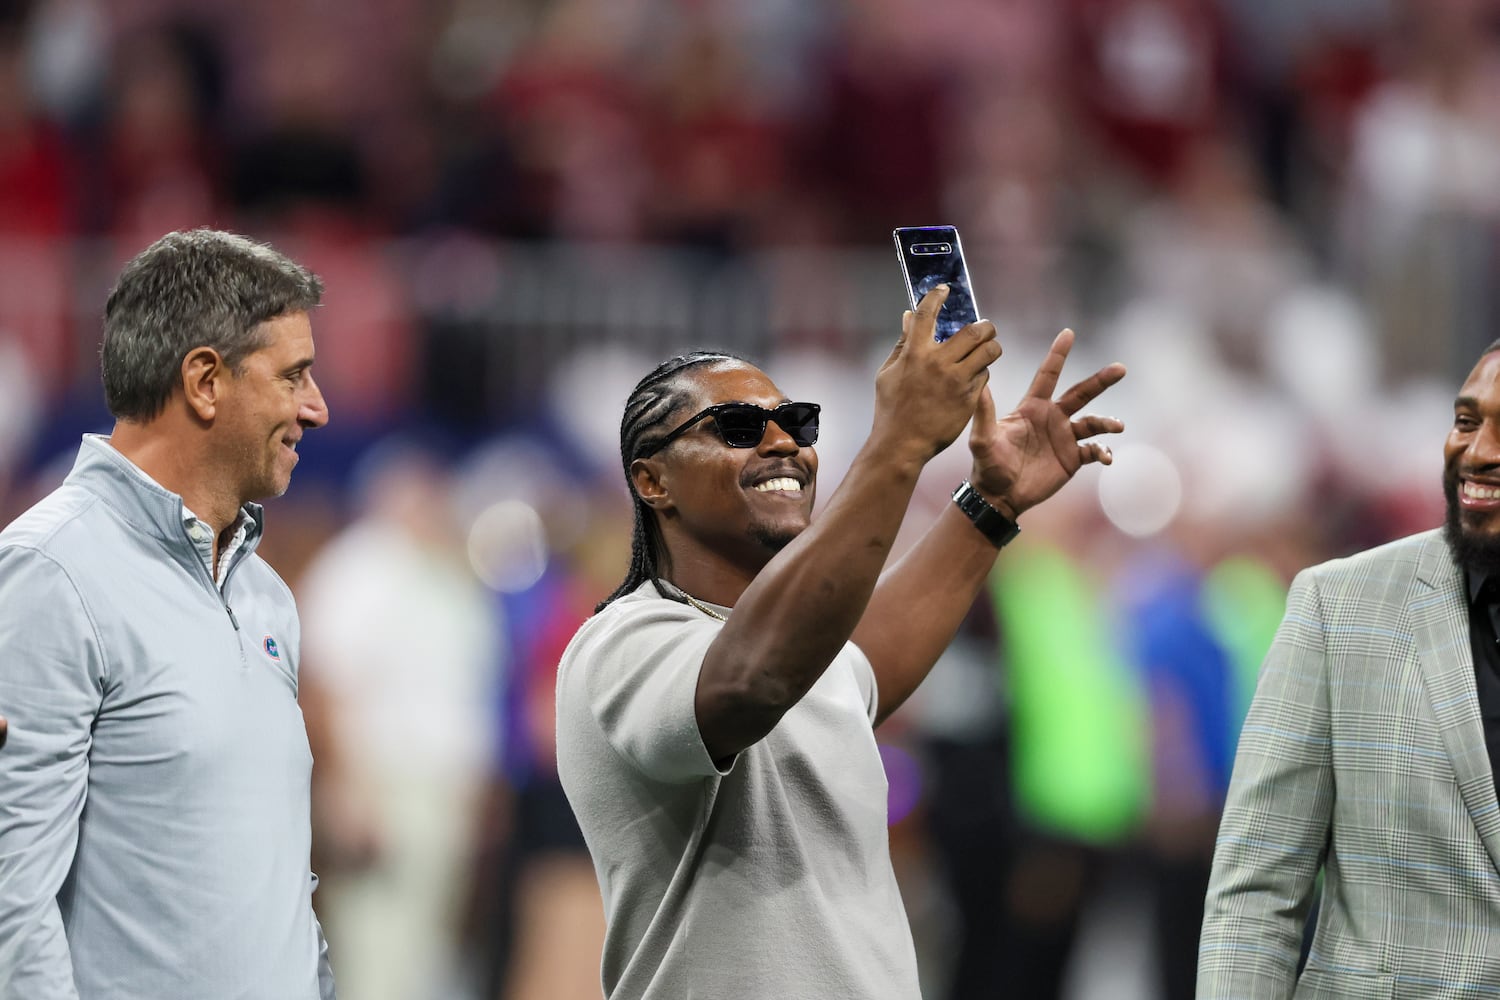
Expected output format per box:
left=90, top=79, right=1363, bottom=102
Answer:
left=596, top=350, right=747, bottom=612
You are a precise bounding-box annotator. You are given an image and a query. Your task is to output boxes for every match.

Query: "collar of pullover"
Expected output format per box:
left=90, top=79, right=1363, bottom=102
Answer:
left=67, top=433, right=264, bottom=554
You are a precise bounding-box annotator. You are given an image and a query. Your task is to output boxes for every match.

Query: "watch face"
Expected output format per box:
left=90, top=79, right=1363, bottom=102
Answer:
left=955, top=482, right=988, bottom=514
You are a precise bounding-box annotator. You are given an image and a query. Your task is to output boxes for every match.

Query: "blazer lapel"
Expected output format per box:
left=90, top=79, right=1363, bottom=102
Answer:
left=1411, top=533, right=1500, bottom=873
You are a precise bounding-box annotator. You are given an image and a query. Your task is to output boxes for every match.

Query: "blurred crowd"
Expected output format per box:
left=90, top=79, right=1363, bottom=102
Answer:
left=0, top=0, right=1496, bottom=997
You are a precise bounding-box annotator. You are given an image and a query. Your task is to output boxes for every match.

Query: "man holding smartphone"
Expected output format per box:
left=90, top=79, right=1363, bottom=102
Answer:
left=556, top=285, right=1126, bottom=998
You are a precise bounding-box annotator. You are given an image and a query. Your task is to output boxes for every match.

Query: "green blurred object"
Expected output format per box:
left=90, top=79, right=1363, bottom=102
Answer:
left=990, top=542, right=1149, bottom=843
left=1200, top=555, right=1288, bottom=739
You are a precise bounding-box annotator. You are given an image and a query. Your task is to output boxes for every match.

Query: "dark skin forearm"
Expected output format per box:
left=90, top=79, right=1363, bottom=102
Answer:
left=696, top=436, right=930, bottom=759
left=854, top=502, right=1001, bottom=725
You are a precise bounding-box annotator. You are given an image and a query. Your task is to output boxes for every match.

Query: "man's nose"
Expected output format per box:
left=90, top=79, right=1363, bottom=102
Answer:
left=300, top=373, right=330, bottom=428
left=758, top=419, right=800, bottom=453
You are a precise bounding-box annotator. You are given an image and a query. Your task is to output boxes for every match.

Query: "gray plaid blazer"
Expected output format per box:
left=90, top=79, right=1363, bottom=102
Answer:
left=1198, top=529, right=1500, bottom=999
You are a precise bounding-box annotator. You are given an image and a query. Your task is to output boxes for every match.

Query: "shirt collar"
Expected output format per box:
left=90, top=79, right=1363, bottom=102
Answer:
left=182, top=504, right=258, bottom=587
left=68, top=434, right=265, bottom=555
left=1468, top=568, right=1494, bottom=607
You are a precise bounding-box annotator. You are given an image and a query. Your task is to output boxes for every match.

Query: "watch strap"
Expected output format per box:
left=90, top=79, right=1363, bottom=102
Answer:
left=952, top=480, right=1021, bottom=549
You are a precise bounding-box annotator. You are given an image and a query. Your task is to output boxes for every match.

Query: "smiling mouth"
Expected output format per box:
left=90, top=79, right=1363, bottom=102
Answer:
left=1465, top=481, right=1500, bottom=501
left=753, top=477, right=802, bottom=493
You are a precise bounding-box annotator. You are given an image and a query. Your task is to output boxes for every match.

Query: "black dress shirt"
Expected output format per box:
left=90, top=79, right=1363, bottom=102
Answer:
left=1465, top=571, right=1500, bottom=807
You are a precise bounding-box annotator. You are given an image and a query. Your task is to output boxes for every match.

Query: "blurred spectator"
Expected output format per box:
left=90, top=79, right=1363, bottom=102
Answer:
left=897, top=608, right=1015, bottom=1000
left=487, top=0, right=651, bottom=241
left=298, top=439, right=502, bottom=1000
left=1279, top=24, right=1383, bottom=241
left=798, top=0, right=952, bottom=240
left=449, top=437, right=616, bottom=1000
left=96, top=21, right=227, bottom=241
left=0, top=18, right=74, bottom=236
left=269, top=225, right=416, bottom=426
left=944, top=78, right=1084, bottom=336
left=1121, top=131, right=1311, bottom=368
left=640, top=17, right=788, bottom=252
left=0, top=233, right=71, bottom=395
left=1339, top=0, right=1500, bottom=382
left=1115, top=540, right=1280, bottom=1000
left=955, top=495, right=1148, bottom=1000
left=230, top=120, right=368, bottom=232
left=24, top=0, right=108, bottom=127
left=1068, top=0, right=1244, bottom=188
left=0, top=18, right=74, bottom=396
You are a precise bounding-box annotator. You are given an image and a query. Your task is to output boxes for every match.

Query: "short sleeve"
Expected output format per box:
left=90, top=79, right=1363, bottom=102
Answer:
left=846, top=642, right=879, bottom=724
left=564, top=601, right=727, bottom=784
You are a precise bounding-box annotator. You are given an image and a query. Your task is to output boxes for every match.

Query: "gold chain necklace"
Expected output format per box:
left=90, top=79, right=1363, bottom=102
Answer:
left=681, top=592, right=728, bottom=622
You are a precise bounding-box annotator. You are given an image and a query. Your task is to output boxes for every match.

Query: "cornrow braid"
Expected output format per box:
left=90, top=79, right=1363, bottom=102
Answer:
left=596, top=350, right=746, bottom=613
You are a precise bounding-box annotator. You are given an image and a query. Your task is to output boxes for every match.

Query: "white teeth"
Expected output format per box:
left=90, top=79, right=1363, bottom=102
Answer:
left=754, top=477, right=802, bottom=493
left=1466, top=482, right=1500, bottom=500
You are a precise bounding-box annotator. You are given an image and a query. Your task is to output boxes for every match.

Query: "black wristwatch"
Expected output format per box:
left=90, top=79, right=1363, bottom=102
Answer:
left=952, top=480, right=1021, bottom=549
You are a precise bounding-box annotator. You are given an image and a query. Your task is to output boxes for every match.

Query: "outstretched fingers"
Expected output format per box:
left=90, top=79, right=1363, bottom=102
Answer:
left=1023, top=328, right=1077, bottom=404
left=1070, top=413, right=1125, bottom=439
left=1055, top=361, right=1127, bottom=418
left=1022, top=328, right=1126, bottom=416
left=1079, top=440, right=1115, bottom=466
left=1070, top=412, right=1123, bottom=468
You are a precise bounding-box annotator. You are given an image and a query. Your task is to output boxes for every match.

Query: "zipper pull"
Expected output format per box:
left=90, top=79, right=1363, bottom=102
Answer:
left=225, top=603, right=240, bottom=630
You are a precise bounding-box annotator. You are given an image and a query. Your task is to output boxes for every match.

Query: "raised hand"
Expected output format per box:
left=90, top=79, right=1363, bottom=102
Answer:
left=967, top=328, right=1125, bottom=518
left=872, top=284, right=1003, bottom=463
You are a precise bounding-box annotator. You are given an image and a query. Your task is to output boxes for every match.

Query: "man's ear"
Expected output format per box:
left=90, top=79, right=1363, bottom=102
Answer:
left=631, top=458, right=674, bottom=512
left=181, top=347, right=226, bottom=421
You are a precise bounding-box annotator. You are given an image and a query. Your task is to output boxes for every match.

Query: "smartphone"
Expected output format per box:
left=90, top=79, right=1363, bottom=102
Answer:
left=893, top=225, right=981, bottom=342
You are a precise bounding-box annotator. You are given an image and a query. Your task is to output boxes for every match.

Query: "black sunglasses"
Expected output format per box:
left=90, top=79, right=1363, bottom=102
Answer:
left=645, top=401, right=821, bottom=456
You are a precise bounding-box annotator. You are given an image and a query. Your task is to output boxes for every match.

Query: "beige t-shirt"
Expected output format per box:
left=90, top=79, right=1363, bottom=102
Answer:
left=555, top=581, right=921, bottom=1000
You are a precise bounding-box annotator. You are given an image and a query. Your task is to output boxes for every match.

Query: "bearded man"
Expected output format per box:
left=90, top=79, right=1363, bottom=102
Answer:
left=1200, top=339, right=1500, bottom=998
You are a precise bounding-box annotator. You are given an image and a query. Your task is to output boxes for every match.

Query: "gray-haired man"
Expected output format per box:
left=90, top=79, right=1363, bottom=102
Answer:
left=0, top=230, right=335, bottom=999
